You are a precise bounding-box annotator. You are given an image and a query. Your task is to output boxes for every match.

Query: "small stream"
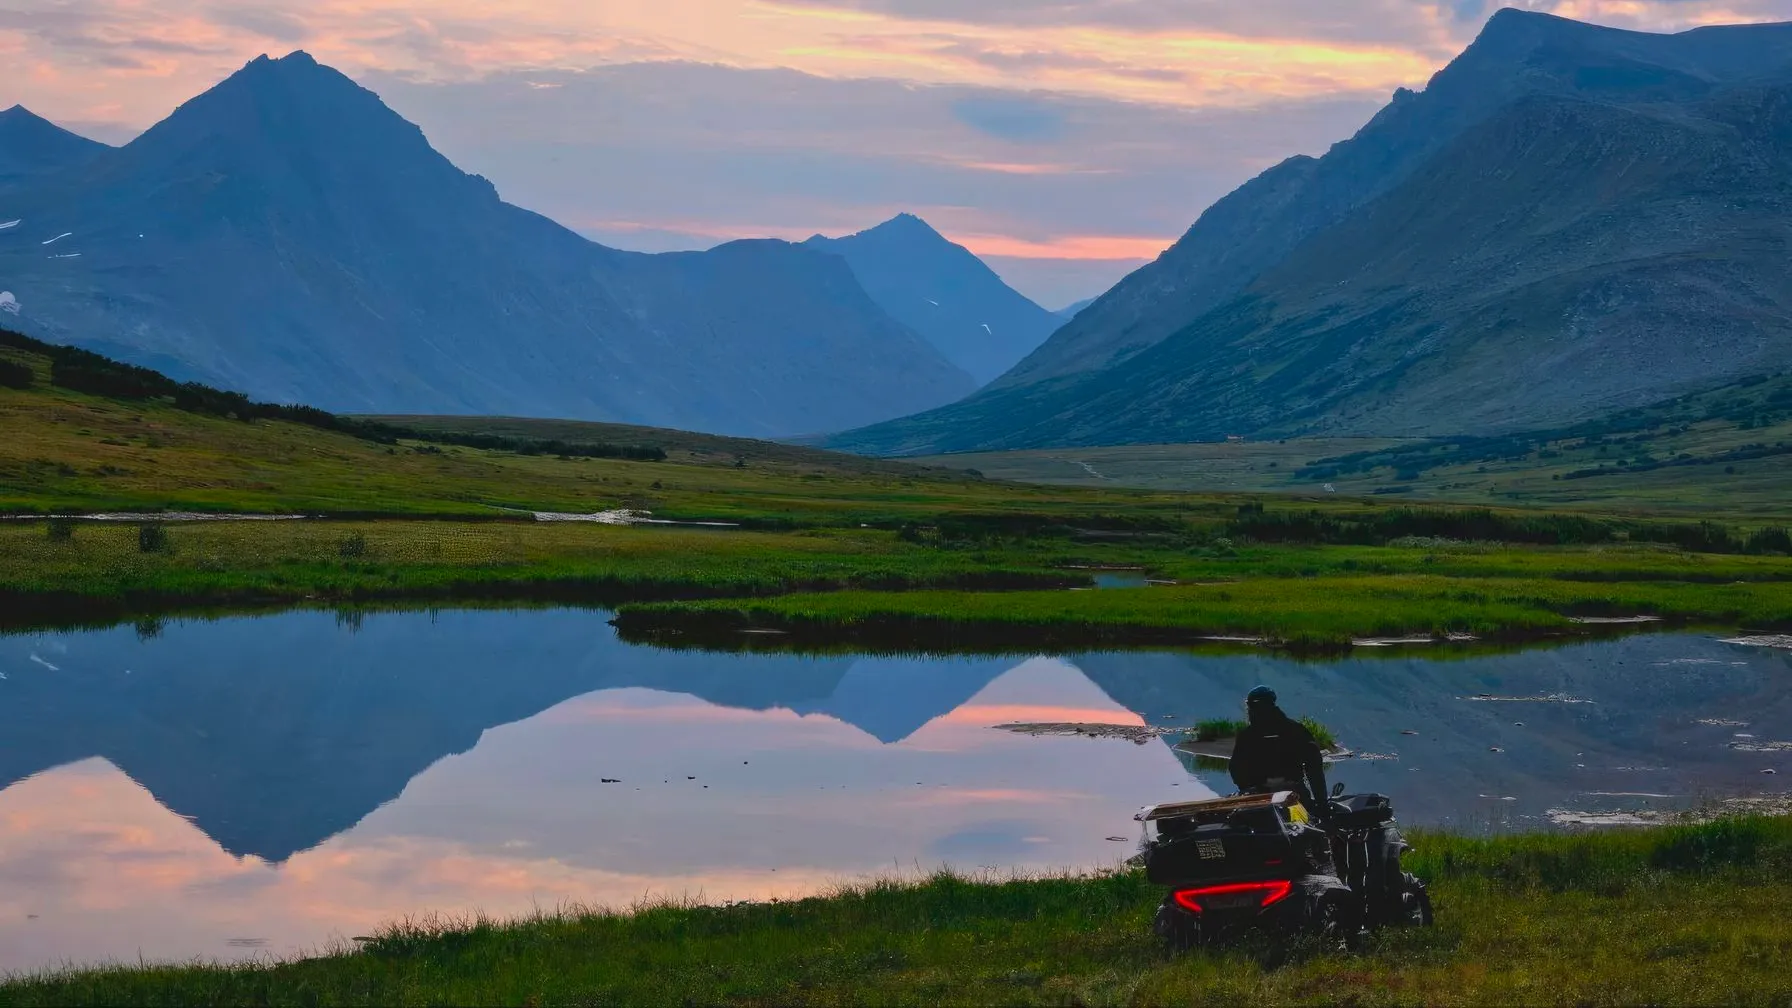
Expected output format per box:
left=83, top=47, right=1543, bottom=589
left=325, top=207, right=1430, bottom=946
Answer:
left=0, top=608, right=1787, bottom=971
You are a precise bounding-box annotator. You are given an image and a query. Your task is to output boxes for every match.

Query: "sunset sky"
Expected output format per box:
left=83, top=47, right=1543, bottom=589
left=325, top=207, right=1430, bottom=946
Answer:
left=5, top=1, right=1791, bottom=304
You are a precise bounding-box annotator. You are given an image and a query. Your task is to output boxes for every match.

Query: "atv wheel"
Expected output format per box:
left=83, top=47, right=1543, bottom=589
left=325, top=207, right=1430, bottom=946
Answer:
left=1399, top=876, right=1434, bottom=927
left=1305, top=891, right=1354, bottom=950
left=1154, top=899, right=1202, bottom=952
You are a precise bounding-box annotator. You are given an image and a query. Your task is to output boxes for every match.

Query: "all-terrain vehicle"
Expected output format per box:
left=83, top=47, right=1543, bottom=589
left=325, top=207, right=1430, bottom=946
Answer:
left=1137, top=786, right=1432, bottom=949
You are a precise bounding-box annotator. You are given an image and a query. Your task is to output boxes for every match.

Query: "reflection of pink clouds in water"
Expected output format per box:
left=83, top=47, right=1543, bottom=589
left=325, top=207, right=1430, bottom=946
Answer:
left=0, top=762, right=855, bottom=969
left=931, top=703, right=1146, bottom=726
left=0, top=658, right=1204, bottom=971
left=540, top=693, right=870, bottom=732
left=892, top=787, right=1094, bottom=808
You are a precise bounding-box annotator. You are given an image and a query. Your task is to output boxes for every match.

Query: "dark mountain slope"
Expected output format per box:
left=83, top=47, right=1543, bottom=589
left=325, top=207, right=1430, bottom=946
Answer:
left=0, top=105, right=108, bottom=182
left=992, top=9, right=1792, bottom=393
left=802, top=214, right=1061, bottom=384
left=0, top=55, right=973, bottom=438
left=829, top=11, right=1792, bottom=455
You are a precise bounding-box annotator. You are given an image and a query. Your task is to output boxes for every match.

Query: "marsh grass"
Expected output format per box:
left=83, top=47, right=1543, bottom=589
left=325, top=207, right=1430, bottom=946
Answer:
left=0, top=521, right=1075, bottom=632
left=10, top=522, right=1792, bottom=643
left=613, top=573, right=1792, bottom=648
left=1193, top=718, right=1248, bottom=741
left=8, top=818, right=1792, bottom=1007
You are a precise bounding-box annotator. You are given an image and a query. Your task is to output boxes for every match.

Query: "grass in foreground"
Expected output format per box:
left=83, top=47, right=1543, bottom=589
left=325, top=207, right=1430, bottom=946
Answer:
left=9, top=817, right=1792, bottom=1007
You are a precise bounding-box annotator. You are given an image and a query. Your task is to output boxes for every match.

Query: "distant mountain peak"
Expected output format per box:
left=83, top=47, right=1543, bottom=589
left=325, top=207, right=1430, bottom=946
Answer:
left=122, top=47, right=456, bottom=189
left=223, top=49, right=356, bottom=96
left=859, top=212, right=948, bottom=242
left=1483, top=6, right=1574, bottom=29
left=803, top=213, right=1061, bottom=384
left=1469, top=5, right=1620, bottom=49
left=243, top=50, right=320, bottom=69
left=0, top=104, right=77, bottom=131
left=0, top=103, right=108, bottom=177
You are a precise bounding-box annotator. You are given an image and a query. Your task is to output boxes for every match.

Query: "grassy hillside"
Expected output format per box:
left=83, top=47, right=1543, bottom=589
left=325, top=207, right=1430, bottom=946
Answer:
left=359, top=414, right=978, bottom=481
left=0, top=330, right=1179, bottom=524
left=922, top=373, right=1792, bottom=520
left=9, top=815, right=1792, bottom=1006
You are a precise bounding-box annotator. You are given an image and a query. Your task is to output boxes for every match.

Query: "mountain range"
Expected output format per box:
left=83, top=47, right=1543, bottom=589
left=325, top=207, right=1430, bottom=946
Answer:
left=828, top=10, right=1792, bottom=455
left=0, top=55, right=1030, bottom=439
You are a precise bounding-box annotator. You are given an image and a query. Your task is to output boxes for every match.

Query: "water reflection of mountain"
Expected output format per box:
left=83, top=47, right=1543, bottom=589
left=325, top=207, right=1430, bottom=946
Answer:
left=1074, top=636, right=1792, bottom=827
left=0, top=610, right=978, bottom=861
left=784, top=657, right=1015, bottom=743
left=3, top=610, right=1788, bottom=862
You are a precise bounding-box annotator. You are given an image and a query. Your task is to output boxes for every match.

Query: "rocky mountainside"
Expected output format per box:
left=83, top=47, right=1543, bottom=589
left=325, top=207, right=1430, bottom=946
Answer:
left=0, top=55, right=974, bottom=438
left=829, top=10, right=1792, bottom=454
left=802, top=214, right=1061, bottom=385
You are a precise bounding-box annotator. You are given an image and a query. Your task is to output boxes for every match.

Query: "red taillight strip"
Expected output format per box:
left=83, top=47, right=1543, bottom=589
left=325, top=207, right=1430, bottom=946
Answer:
left=1171, top=880, right=1294, bottom=913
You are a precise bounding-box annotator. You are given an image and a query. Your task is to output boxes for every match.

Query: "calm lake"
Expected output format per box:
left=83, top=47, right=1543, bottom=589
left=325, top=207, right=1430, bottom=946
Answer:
left=2, top=608, right=1788, bottom=971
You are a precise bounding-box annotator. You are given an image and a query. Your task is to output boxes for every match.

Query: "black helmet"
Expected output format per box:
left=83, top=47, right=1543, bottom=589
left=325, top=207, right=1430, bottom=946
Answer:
left=1245, top=685, right=1277, bottom=706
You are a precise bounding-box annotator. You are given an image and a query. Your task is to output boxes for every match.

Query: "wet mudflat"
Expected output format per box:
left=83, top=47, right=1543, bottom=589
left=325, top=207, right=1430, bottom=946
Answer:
left=0, top=608, right=1787, bottom=972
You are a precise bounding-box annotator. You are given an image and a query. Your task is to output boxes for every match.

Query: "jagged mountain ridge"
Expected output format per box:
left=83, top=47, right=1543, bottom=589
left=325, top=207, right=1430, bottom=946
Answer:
left=828, top=10, right=1792, bottom=455
left=0, top=54, right=974, bottom=438
left=802, top=214, right=1061, bottom=385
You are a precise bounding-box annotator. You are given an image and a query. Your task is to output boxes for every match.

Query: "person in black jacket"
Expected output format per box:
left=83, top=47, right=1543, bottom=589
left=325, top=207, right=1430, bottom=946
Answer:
left=1229, top=685, right=1329, bottom=817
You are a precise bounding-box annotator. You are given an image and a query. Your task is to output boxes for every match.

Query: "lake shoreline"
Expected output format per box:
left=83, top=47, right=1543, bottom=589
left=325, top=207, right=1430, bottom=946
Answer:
left=608, top=603, right=1689, bottom=656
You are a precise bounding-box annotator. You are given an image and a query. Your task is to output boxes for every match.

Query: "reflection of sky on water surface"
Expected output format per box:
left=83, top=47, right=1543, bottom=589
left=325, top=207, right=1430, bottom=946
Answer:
left=0, top=628, right=1191, bottom=971
left=2, top=608, right=1790, bottom=971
